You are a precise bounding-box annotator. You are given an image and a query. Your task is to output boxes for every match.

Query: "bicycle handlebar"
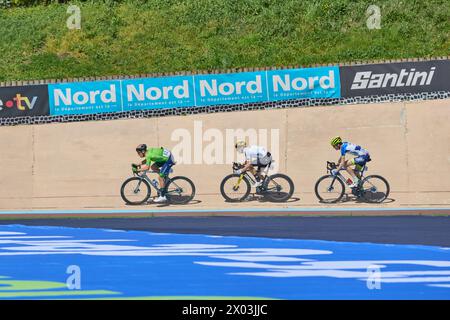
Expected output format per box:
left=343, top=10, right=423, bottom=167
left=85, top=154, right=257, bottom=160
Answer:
left=326, top=161, right=347, bottom=175
left=131, top=164, right=160, bottom=176
left=327, top=161, right=337, bottom=173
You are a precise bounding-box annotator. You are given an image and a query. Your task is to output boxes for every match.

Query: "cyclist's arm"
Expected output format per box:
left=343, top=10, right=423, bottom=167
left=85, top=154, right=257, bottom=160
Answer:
left=336, top=144, right=347, bottom=169
left=336, top=155, right=345, bottom=170
left=241, top=160, right=252, bottom=172
left=137, top=164, right=151, bottom=172
left=136, top=158, right=152, bottom=172
left=235, top=160, right=251, bottom=174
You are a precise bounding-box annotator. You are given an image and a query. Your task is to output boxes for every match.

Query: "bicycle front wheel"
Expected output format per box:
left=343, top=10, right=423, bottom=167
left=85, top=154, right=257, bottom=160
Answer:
left=165, top=176, right=196, bottom=205
left=120, top=177, right=151, bottom=205
left=220, top=174, right=251, bottom=202
left=361, top=175, right=390, bottom=203
left=314, top=175, right=345, bottom=203
left=263, top=173, right=295, bottom=202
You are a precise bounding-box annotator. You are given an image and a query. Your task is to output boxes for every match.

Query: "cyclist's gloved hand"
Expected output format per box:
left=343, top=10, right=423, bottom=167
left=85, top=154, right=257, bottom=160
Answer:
left=235, top=169, right=242, bottom=174
left=131, top=164, right=138, bottom=173
left=331, top=169, right=338, bottom=176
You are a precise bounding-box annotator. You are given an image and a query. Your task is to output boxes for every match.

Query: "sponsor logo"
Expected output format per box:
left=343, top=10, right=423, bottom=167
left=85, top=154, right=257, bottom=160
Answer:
left=272, top=70, right=336, bottom=92
left=195, top=72, right=268, bottom=106
left=0, top=85, right=49, bottom=118
left=268, top=67, right=341, bottom=100
left=199, top=76, right=262, bottom=97
left=0, top=94, right=38, bottom=111
left=122, top=76, right=194, bottom=110
left=48, top=81, right=121, bottom=116
left=52, top=84, right=117, bottom=107
left=127, top=80, right=190, bottom=101
left=350, top=67, right=436, bottom=90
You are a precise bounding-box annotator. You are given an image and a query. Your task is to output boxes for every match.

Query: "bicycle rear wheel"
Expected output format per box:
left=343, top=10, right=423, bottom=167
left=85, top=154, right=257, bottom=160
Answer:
left=314, top=175, right=345, bottom=203
left=120, top=177, right=151, bottom=205
left=165, top=176, right=196, bottom=205
left=361, top=175, right=390, bottom=203
left=263, top=173, right=295, bottom=202
left=220, top=174, right=251, bottom=202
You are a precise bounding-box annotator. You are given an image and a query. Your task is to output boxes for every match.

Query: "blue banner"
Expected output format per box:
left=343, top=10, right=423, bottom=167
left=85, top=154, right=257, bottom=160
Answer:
left=194, top=71, right=268, bottom=106
left=121, top=76, right=195, bottom=111
left=267, top=66, right=340, bottom=100
left=47, top=66, right=342, bottom=116
left=48, top=81, right=122, bottom=116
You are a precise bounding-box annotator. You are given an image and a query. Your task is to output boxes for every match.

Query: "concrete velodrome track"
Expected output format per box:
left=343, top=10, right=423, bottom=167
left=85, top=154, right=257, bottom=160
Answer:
left=0, top=99, right=449, bottom=211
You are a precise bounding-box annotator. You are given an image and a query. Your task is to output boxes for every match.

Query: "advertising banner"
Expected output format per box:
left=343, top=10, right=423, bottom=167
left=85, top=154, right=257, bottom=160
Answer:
left=4, top=59, right=448, bottom=121
left=121, top=76, right=195, bottom=111
left=340, top=59, right=450, bottom=97
left=267, top=66, right=341, bottom=100
left=0, top=85, right=49, bottom=118
left=194, top=71, right=268, bottom=106
left=48, top=80, right=122, bottom=116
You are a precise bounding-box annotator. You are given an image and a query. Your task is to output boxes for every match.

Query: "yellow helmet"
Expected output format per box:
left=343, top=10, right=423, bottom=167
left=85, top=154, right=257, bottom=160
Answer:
left=235, top=140, right=247, bottom=149
left=235, top=140, right=247, bottom=153
left=330, top=136, right=342, bottom=147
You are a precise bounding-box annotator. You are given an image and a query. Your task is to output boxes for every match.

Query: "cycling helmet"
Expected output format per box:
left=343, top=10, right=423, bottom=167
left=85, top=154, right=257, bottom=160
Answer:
left=235, top=141, right=247, bottom=149
left=330, top=136, right=342, bottom=147
left=235, top=140, right=247, bottom=153
left=136, top=144, right=147, bottom=153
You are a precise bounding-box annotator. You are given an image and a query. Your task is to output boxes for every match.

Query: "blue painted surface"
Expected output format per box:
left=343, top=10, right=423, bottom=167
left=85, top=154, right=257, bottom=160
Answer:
left=0, top=225, right=449, bottom=300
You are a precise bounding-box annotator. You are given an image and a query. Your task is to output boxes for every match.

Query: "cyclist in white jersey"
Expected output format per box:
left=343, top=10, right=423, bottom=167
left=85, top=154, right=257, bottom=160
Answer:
left=235, top=141, right=272, bottom=187
left=330, top=136, right=371, bottom=188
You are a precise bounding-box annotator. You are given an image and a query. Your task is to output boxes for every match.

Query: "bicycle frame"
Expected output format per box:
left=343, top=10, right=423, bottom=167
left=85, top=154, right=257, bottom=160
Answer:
left=134, top=169, right=175, bottom=193
left=326, top=161, right=367, bottom=191
left=233, top=161, right=273, bottom=190
left=132, top=169, right=186, bottom=197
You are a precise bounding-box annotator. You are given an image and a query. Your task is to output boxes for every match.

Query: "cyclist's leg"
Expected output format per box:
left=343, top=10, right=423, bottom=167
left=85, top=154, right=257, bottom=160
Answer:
left=348, top=156, right=368, bottom=181
left=151, top=163, right=160, bottom=173
left=260, top=153, right=272, bottom=179
left=344, top=158, right=359, bottom=180
left=354, top=164, right=364, bottom=179
left=151, top=162, right=165, bottom=193
left=159, top=158, right=175, bottom=195
left=254, top=154, right=271, bottom=181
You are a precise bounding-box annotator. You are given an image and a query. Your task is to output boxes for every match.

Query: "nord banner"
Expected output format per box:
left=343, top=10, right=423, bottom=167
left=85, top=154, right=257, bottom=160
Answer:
left=340, top=59, right=450, bottom=97
left=48, top=80, right=122, bottom=116
left=267, top=66, right=340, bottom=100
left=122, top=76, right=195, bottom=111
left=194, top=71, right=268, bottom=106
left=0, top=85, right=49, bottom=118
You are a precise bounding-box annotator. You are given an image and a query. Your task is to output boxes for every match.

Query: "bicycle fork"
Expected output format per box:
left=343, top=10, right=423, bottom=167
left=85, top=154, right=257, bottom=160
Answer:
left=328, top=175, right=342, bottom=192
left=133, top=178, right=146, bottom=194
left=233, top=174, right=245, bottom=191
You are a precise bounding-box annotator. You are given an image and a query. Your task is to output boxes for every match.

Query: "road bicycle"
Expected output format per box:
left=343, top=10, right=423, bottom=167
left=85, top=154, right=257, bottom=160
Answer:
left=120, top=165, right=195, bottom=205
left=220, top=162, right=294, bottom=202
left=314, top=161, right=390, bottom=203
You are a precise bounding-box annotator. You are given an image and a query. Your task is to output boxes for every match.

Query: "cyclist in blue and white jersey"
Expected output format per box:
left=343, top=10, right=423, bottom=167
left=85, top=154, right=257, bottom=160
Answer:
left=330, top=136, right=371, bottom=188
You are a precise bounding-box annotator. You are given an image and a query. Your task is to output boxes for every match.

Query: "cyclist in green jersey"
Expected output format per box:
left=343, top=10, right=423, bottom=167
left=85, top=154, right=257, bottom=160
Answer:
left=133, top=144, right=175, bottom=203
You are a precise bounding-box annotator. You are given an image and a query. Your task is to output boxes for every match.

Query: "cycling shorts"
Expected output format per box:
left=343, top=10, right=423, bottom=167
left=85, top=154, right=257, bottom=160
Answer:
left=350, top=154, right=371, bottom=166
left=154, top=154, right=175, bottom=177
